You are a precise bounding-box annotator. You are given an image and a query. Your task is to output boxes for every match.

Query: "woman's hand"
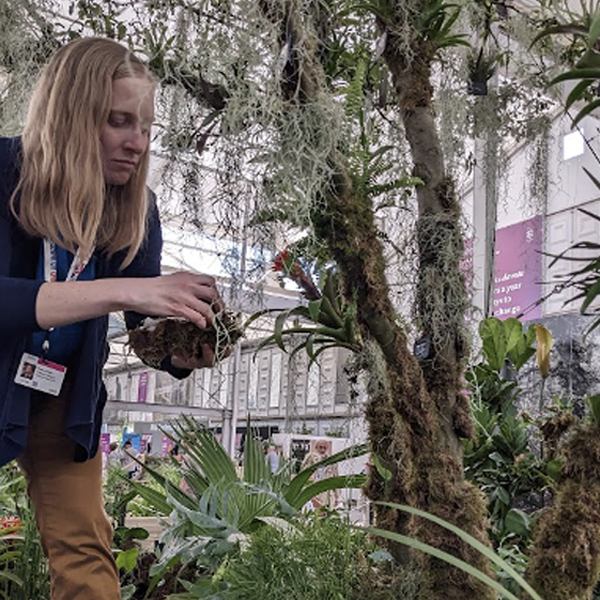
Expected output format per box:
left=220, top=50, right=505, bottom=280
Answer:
left=123, top=271, right=224, bottom=329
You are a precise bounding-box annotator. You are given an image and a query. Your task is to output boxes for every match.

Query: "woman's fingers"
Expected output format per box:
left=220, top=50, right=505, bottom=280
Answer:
left=130, top=271, right=225, bottom=328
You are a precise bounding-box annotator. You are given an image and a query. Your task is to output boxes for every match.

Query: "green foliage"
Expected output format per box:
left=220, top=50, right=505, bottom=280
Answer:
left=548, top=209, right=600, bottom=336
left=112, top=525, right=150, bottom=576
left=175, top=514, right=377, bottom=599
left=532, top=7, right=600, bottom=126
left=247, top=263, right=363, bottom=363
left=121, top=415, right=367, bottom=595
left=416, top=0, right=470, bottom=50
left=349, top=129, right=423, bottom=207
left=0, top=465, right=49, bottom=600
left=531, top=10, right=600, bottom=339
left=587, top=393, right=600, bottom=427
left=495, top=541, right=530, bottom=597
left=479, top=317, right=536, bottom=373
left=464, top=318, right=551, bottom=546
left=352, top=0, right=469, bottom=51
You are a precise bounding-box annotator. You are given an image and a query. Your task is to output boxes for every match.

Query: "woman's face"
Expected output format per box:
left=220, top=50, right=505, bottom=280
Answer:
left=100, top=76, right=154, bottom=186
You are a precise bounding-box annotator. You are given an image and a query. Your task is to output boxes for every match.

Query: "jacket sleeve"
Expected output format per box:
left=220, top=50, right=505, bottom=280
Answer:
left=0, top=215, right=44, bottom=335
left=122, top=190, right=163, bottom=332
left=0, top=277, right=44, bottom=335
left=0, top=137, right=44, bottom=335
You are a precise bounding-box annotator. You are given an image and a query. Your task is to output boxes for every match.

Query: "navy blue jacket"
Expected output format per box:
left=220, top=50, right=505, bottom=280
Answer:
left=0, top=136, right=186, bottom=465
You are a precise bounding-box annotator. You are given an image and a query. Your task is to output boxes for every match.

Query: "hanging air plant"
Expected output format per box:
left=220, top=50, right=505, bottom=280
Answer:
left=467, top=49, right=497, bottom=96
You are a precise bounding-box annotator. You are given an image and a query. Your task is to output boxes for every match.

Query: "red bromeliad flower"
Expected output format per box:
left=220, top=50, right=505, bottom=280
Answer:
left=272, top=249, right=302, bottom=278
left=272, top=249, right=322, bottom=301
left=0, top=516, right=21, bottom=531
left=272, top=249, right=289, bottom=272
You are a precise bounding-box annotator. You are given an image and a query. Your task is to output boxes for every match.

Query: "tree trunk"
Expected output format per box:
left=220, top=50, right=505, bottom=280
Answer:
left=257, top=1, right=494, bottom=597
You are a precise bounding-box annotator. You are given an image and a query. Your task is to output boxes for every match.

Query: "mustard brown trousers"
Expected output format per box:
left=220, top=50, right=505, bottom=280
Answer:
left=17, top=388, right=121, bottom=600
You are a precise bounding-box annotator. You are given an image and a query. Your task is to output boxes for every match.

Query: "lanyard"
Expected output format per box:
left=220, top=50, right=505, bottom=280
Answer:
left=41, top=240, right=95, bottom=356
left=43, top=239, right=94, bottom=284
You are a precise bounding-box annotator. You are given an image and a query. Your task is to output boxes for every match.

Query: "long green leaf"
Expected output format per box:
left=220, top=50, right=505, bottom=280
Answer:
left=361, top=525, right=523, bottom=600
left=243, top=428, right=269, bottom=486
left=284, top=443, right=368, bottom=505
left=127, top=480, right=171, bottom=515
left=589, top=12, right=600, bottom=45
left=572, top=97, right=600, bottom=126
left=583, top=166, right=600, bottom=191
left=576, top=47, right=600, bottom=68
left=529, top=24, right=588, bottom=49
left=581, top=277, right=600, bottom=313
left=565, top=79, right=595, bottom=111
left=375, top=502, right=544, bottom=600
left=578, top=206, right=600, bottom=221
left=551, top=68, right=600, bottom=86
left=292, top=474, right=367, bottom=509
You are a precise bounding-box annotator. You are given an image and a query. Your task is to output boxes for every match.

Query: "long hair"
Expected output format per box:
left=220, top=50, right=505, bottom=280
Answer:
left=11, top=37, right=154, bottom=268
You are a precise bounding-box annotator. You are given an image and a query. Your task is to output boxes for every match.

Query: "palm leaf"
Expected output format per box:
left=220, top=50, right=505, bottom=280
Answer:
left=284, top=443, right=368, bottom=507
left=292, top=474, right=367, bottom=508
left=168, top=415, right=238, bottom=484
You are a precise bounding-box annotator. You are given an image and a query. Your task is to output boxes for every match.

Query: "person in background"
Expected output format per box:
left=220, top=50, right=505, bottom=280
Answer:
left=120, top=439, right=140, bottom=480
left=0, top=37, right=228, bottom=600
left=265, top=443, right=280, bottom=474
left=301, top=440, right=340, bottom=510
left=106, top=441, right=121, bottom=472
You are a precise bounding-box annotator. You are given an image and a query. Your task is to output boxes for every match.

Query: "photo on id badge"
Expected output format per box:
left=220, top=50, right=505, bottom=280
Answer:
left=14, top=352, right=66, bottom=396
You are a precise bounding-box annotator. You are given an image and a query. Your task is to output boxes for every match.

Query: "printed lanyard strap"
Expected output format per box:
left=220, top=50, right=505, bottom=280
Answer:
left=41, top=240, right=95, bottom=357
left=43, top=239, right=94, bottom=283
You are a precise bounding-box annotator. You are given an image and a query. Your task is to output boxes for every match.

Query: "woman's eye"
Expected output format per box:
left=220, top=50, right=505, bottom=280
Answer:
left=108, top=113, right=128, bottom=127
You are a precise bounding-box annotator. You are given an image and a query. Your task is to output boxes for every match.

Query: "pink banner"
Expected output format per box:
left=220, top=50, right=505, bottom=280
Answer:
left=137, top=372, right=149, bottom=403
left=141, top=433, right=153, bottom=453
left=100, top=433, right=111, bottom=456
left=161, top=435, right=176, bottom=457
left=493, top=216, right=542, bottom=321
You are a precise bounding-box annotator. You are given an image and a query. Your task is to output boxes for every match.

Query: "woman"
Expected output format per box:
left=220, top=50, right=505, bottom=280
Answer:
left=0, top=37, right=224, bottom=599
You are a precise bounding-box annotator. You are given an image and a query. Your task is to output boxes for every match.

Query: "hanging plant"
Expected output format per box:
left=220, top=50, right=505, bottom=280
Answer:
left=467, top=48, right=497, bottom=96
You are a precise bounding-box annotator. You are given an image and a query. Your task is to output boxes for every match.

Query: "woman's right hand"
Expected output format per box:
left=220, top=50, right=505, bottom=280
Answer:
left=123, top=271, right=224, bottom=329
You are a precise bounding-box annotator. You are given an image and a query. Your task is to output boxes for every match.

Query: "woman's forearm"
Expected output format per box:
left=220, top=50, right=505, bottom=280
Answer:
left=35, top=271, right=222, bottom=331
left=35, top=279, right=133, bottom=329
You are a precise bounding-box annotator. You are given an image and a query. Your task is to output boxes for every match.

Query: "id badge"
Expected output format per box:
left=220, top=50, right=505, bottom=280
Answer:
left=14, top=352, right=67, bottom=396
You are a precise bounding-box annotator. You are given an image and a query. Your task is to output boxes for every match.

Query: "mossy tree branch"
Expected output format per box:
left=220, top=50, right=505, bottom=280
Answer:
left=257, top=1, right=493, bottom=597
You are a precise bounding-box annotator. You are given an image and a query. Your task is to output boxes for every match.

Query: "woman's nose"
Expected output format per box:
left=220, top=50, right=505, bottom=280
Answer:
left=124, top=128, right=148, bottom=154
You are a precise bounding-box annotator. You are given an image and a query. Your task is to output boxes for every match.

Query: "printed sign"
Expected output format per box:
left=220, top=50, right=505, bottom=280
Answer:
left=100, top=433, right=111, bottom=456
left=137, top=372, right=149, bottom=404
left=493, top=216, right=543, bottom=321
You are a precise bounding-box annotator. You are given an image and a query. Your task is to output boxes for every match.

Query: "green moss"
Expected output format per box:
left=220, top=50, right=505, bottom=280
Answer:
left=527, top=427, right=600, bottom=599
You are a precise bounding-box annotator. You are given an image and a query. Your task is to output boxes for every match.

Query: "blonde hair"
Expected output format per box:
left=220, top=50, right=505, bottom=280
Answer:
left=11, top=37, right=154, bottom=268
